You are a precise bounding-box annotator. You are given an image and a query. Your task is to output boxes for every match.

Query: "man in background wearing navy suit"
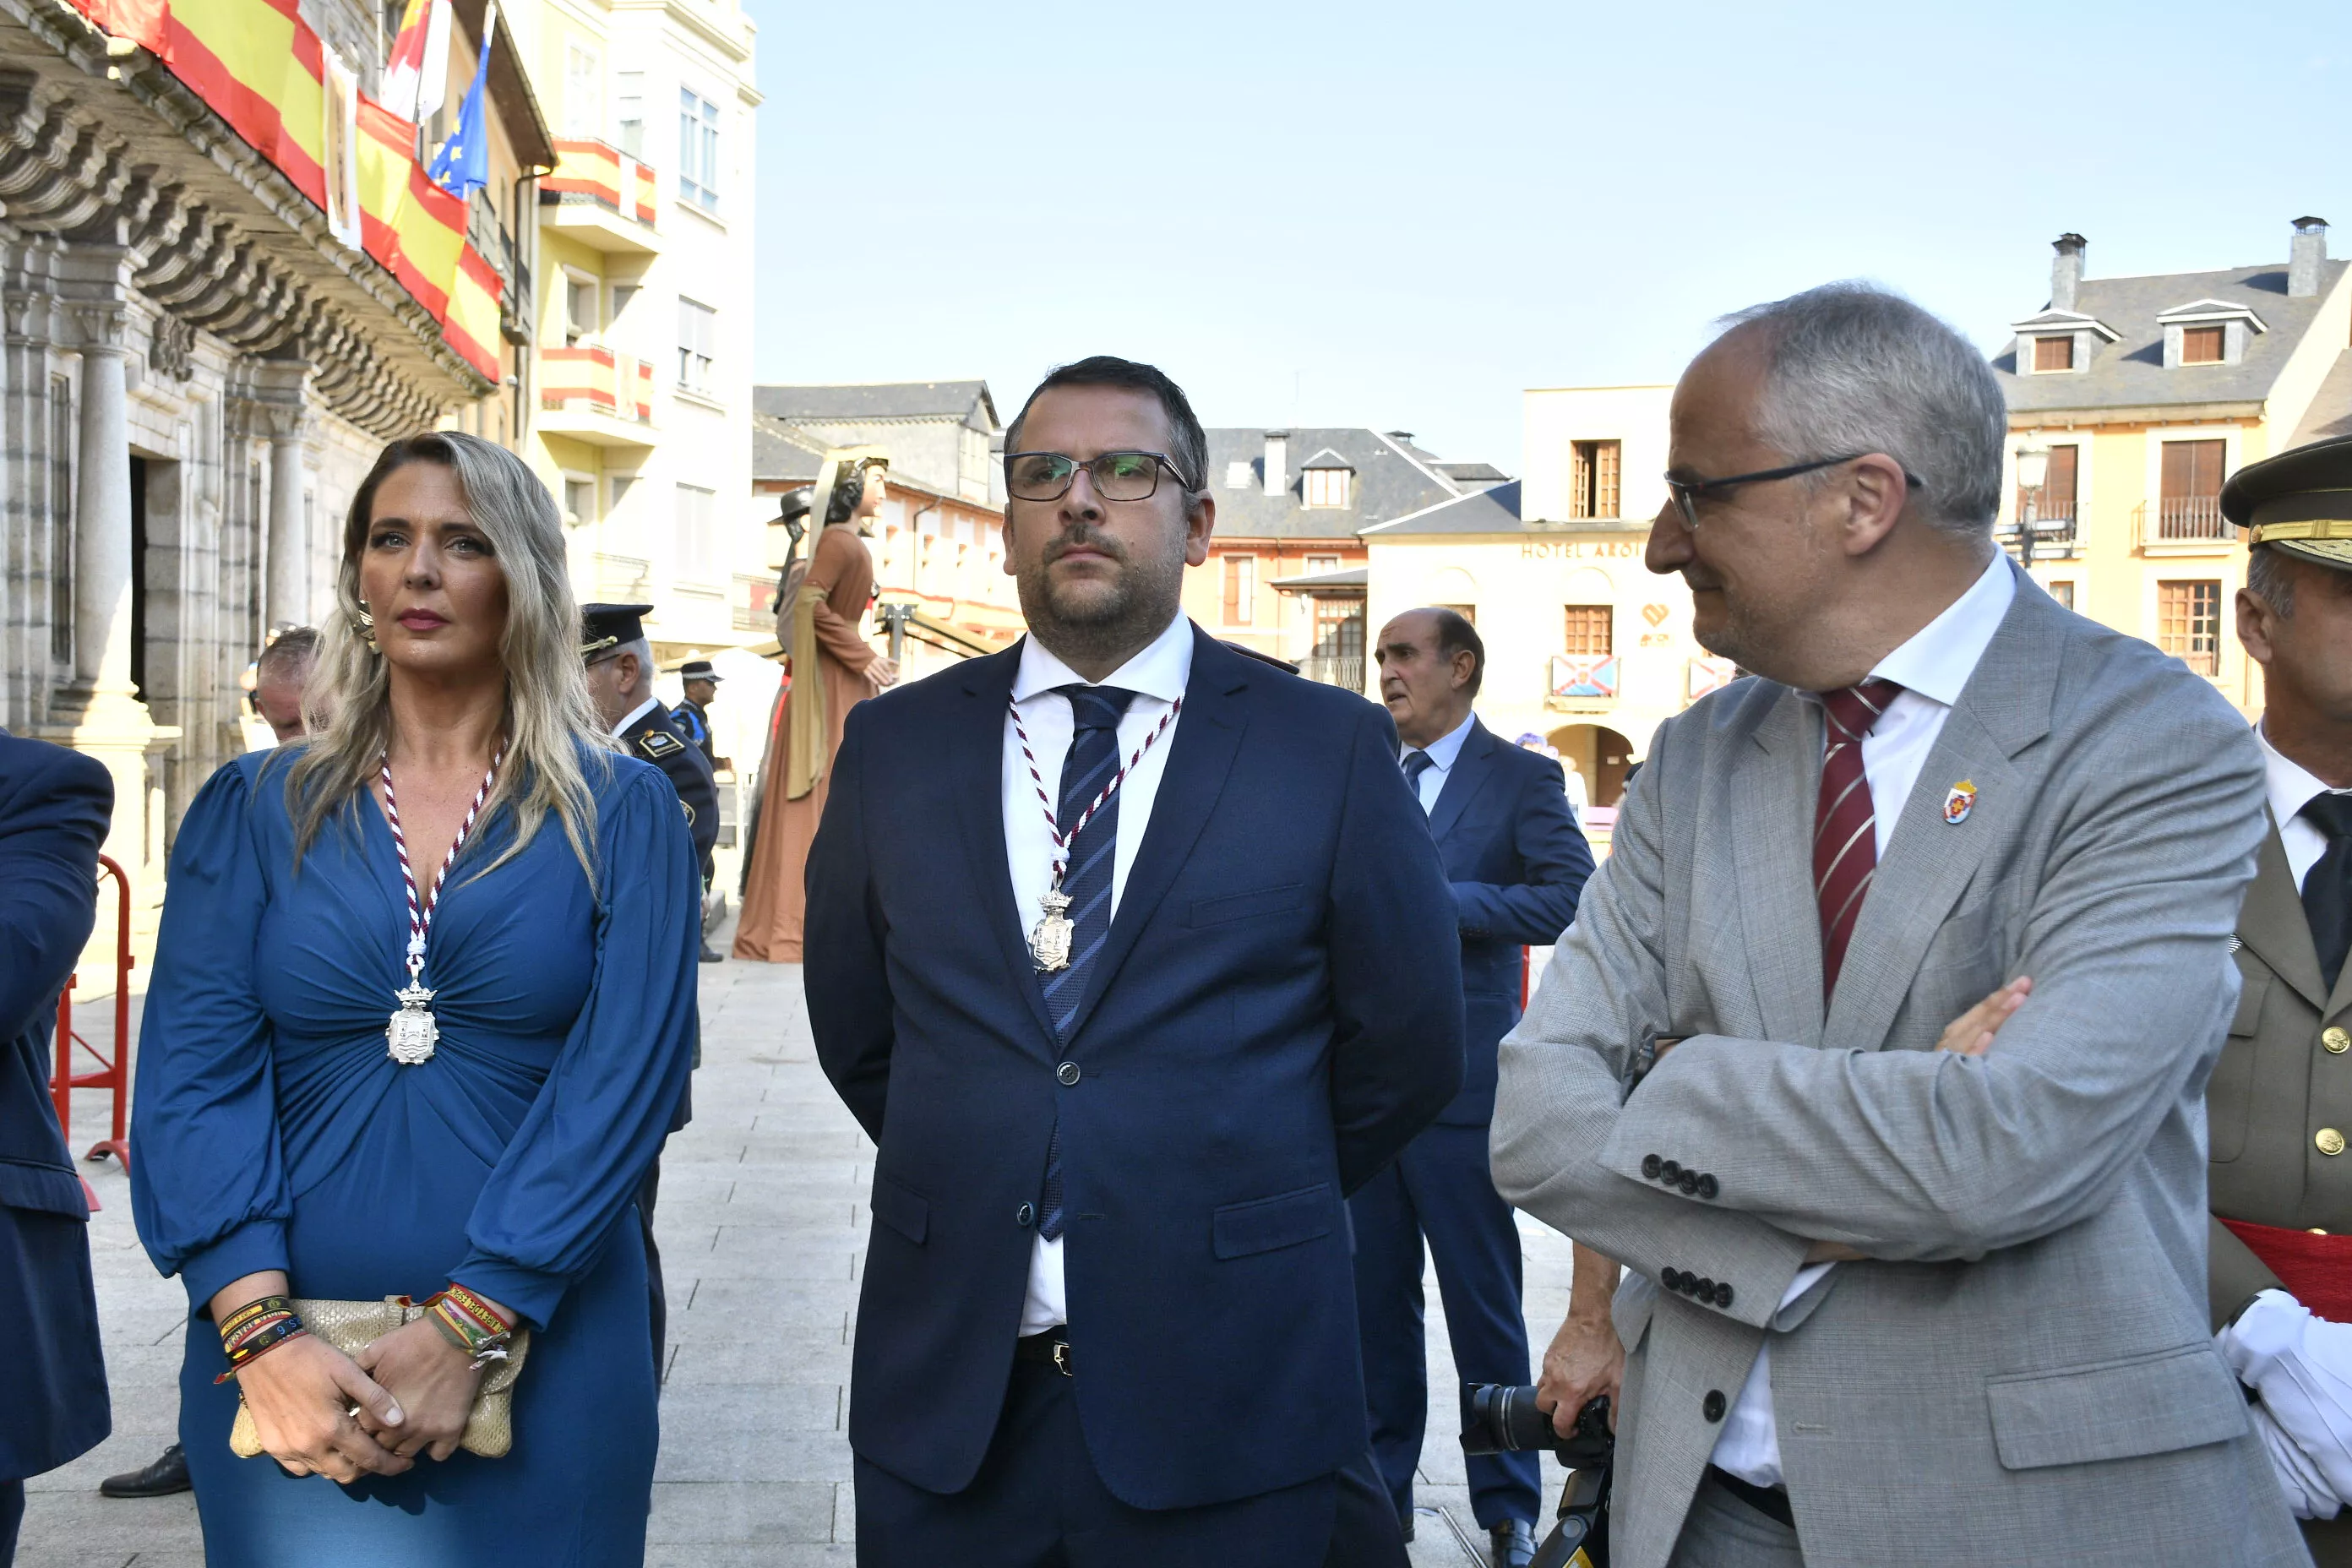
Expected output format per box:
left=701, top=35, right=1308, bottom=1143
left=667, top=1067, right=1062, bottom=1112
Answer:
left=1355, top=609, right=1594, bottom=1568
left=804, top=356, right=1466, bottom=1566
left=0, top=732, right=113, bottom=1563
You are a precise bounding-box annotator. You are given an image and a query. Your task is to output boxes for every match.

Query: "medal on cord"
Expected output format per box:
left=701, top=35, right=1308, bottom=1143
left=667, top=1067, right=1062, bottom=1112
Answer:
left=1009, top=695, right=1180, bottom=972
left=379, top=746, right=504, bottom=1064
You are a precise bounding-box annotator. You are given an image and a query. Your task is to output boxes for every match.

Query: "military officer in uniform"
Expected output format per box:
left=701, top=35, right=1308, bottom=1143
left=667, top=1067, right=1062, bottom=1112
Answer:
left=672, top=659, right=727, bottom=773
left=2210, top=433, right=2352, bottom=1561
left=580, top=603, right=717, bottom=1375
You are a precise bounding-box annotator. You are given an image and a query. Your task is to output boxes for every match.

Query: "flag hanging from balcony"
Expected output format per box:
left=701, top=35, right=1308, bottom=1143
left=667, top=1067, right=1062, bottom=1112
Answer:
left=382, top=0, right=453, bottom=125
left=426, top=2, right=494, bottom=200
left=1549, top=656, right=1621, bottom=700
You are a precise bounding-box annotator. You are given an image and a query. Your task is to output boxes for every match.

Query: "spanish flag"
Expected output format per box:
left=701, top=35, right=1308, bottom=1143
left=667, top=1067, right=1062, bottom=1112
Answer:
left=442, top=245, right=504, bottom=381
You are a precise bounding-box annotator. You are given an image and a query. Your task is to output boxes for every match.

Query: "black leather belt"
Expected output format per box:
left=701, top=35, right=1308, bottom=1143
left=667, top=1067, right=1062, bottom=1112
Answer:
left=1015, top=1330, right=1072, bottom=1376
left=1704, top=1465, right=1793, bottom=1527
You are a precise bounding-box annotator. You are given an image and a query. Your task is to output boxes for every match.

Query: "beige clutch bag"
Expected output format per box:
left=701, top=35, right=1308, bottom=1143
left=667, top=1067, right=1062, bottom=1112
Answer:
left=227, top=1296, right=532, bottom=1460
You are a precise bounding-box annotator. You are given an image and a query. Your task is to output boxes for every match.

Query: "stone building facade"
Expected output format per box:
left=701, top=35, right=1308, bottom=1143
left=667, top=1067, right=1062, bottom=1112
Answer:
left=0, top=0, right=531, bottom=911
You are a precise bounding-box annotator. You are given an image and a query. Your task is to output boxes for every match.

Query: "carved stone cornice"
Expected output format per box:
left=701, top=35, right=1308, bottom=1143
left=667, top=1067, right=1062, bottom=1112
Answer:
left=0, top=30, right=496, bottom=438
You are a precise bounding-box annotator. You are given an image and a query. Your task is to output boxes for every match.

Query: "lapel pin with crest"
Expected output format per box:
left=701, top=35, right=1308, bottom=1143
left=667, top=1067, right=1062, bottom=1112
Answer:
left=1941, top=779, right=1977, bottom=826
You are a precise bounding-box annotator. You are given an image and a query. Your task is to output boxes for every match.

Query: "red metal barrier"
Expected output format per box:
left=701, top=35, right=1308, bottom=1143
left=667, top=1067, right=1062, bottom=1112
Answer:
left=1522, top=946, right=1533, bottom=1010
left=52, top=855, right=134, bottom=1209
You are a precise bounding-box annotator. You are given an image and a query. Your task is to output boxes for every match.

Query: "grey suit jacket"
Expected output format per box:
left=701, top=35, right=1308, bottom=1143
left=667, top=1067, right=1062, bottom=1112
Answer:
left=1493, top=567, right=2307, bottom=1568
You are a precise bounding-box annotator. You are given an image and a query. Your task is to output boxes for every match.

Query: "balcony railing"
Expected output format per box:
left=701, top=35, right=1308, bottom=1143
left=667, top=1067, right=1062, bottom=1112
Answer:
left=542, top=139, right=660, bottom=228
left=1298, top=653, right=1364, bottom=693
left=466, top=190, right=531, bottom=344
left=591, top=553, right=651, bottom=600
left=2137, top=496, right=2229, bottom=544
left=1996, top=500, right=2077, bottom=555
left=733, top=571, right=779, bottom=633
left=541, top=345, right=654, bottom=423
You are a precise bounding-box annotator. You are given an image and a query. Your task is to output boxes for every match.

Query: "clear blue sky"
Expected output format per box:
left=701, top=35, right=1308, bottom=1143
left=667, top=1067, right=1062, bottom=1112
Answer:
left=744, top=0, right=2350, bottom=471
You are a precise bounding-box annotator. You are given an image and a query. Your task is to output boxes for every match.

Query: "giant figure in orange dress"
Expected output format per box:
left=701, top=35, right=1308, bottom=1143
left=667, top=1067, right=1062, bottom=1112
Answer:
left=733, top=452, right=899, bottom=961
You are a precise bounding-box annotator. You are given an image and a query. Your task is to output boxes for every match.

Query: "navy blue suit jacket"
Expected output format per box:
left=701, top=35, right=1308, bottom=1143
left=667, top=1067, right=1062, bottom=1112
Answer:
left=803, top=628, right=1466, bottom=1511
left=1424, top=719, right=1592, bottom=1125
left=0, top=732, right=112, bottom=1481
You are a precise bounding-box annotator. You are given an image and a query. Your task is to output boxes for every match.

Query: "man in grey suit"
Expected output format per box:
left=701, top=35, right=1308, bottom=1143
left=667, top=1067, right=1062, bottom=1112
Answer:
left=1491, top=282, right=2306, bottom=1567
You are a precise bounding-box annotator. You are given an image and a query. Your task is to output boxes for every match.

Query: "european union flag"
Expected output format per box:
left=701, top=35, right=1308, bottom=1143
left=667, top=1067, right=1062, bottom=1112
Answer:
left=426, top=14, right=493, bottom=201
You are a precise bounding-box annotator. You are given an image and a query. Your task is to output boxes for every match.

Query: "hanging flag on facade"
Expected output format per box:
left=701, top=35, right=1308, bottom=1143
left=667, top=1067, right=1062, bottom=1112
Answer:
left=381, top=0, right=452, bottom=125
left=425, top=1, right=494, bottom=200
left=319, top=43, right=363, bottom=248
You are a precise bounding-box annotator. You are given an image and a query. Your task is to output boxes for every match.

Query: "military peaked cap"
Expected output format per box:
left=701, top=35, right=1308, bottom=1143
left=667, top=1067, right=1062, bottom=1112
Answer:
left=2222, top=433, right=2352, bottom=572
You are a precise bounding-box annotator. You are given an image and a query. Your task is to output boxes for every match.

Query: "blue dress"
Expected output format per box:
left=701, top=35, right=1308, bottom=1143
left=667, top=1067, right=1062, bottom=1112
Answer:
left=130, top=745, right=698, bottom=1566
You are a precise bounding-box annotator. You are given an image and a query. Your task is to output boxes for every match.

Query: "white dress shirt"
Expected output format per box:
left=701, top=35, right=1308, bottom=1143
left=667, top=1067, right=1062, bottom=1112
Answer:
left=613, top=694, right=662, bottom=737
left=1401, top=710, right=1478, bottom=815
left=1003, top=612, right=1194, bottom=1336
left=1712, top=553, right=2017, bottom=1489
left=2257, top=724, right=2352, bottom=890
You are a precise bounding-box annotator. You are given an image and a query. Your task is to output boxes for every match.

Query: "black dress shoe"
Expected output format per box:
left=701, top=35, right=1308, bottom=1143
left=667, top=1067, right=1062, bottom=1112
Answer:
left=1490, top=1518, right=1537, bottom=1568
left=699, top=941, right=724, bottom=963
left=100, top=1443, right=190, bottom=1498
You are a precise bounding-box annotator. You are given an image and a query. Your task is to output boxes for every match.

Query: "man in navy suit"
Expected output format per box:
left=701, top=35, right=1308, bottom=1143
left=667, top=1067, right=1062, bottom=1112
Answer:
left=0, top=732, right=113, bottom=1563
left=804, top=356, right=1467, bottom=1566
left=1353, top=609, right=1593, bottom=1567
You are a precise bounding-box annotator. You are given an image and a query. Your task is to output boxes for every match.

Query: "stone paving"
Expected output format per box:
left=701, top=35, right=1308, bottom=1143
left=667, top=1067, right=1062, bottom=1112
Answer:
left=18, top=925, right=1576, bottom=1566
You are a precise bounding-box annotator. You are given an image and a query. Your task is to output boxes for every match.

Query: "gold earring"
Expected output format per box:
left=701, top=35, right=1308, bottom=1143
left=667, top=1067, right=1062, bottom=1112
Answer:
left=356, top=601, right=379, bottom=655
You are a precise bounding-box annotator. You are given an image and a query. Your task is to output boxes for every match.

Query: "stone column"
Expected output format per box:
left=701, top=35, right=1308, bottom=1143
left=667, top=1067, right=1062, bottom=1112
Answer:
left=264, top=407, right=310, bottom=628
left=71, top=325, right=137, bottom=696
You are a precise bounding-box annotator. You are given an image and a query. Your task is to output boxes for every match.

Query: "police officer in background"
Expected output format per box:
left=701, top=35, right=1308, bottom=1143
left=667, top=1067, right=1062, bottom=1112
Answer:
left=2209, top=433, right=2352, bottom=1562
left=581, top=603, right=717, bottom=1375
left=672, top=660, right=727, bottom=773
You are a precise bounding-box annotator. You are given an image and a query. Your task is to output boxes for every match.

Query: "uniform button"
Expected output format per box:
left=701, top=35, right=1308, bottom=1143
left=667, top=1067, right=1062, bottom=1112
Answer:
left=1016, top=1203, right=1036, bottom=1227
left=1694, top=1277, right=1715, bottom=1300
left=1696, top=1173, right=1719, bottom=1200
left=1642, top=1154, right=1663, bottom=1180
left=2326, top=1027, right=2351, bottom=1055
left=2320, top=1128, right=2347, bottom=1157
left=1057, top=1062, right=1081, bottom=1086
left=1678, top=1170, right=1700, bottom=1195
left=1660, top=1159, right=1682, bottom=1184
left=1702, top=1390, right=1727, bottom=1423
left=1661, top=1267, right=1684, bottom=1292
left=1714, top=1282, right=1735, bottom=1309
left=2312, top=1228, right=2332, bottom=1237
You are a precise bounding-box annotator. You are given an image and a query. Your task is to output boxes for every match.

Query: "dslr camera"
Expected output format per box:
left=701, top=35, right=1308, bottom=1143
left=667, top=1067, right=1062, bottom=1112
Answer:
left=1458, top=1383, right=1612, bottom=1468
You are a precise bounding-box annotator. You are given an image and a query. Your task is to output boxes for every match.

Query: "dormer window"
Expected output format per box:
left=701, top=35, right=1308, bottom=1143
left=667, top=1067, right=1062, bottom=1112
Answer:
left=2010, top=309, right=2115, bottom=374
left=2156, top=300, right=2265, bottom=368
left=1299, top=449, right=1355, bottom=509
left=2033, top=335, right=2074, bottom=373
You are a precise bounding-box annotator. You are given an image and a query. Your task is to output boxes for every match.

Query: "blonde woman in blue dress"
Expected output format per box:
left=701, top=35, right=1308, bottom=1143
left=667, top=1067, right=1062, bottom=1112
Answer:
left=132, top=433, right=699, bottom=1565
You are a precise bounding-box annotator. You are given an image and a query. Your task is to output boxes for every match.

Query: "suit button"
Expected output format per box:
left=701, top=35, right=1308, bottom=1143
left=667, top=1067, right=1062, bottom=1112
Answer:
left=1661, top=1267, right=1684, bottom=1292
left=1714, top=1282, right=1734, bottom=1309
left=1057, top=1062, right=1081, bottom=1086
left=2321, top=1128, right=2347, bottom=1157
left=1642, top=1154, right=1663, bottom=1180
left=1660, top=1159, right=1682, bottom=1184
left=2326, top=1028, right=2351, bottom=1055
left=1696, top=1173, right=1719, bottom=1200
left=1702, top=1390, right=1727, bottom=1423
left=1016, top=1203, right=1036, bottom=1227
left=1678, top=1170, right=1700, bottom=1195
left=1694, top=1277, right=1714, bottom=1300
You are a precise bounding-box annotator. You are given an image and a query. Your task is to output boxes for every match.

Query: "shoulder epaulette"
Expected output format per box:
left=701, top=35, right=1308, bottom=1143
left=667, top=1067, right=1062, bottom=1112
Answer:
left=638, top=730, right=684, bottom=760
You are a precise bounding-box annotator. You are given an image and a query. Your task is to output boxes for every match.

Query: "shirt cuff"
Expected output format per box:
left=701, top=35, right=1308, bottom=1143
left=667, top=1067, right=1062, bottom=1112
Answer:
left=449, top=1255, right=569, bottom=1332
left=181, top=1221, right=291, bottom=1317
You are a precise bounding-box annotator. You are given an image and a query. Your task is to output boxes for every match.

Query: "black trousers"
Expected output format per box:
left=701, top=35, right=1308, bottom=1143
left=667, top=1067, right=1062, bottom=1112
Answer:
left=2, top=1478, right=23, bottom=1566
left=854, top=1358, right=1406, bottom=1568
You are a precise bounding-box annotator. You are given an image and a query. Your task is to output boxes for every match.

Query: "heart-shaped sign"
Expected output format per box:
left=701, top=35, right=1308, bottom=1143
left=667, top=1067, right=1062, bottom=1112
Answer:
left=1642, top=604, right=1669, bottom=628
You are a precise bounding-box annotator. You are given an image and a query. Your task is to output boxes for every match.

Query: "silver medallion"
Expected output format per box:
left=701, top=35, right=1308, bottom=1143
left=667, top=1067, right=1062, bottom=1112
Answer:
left=1029, top=888, right=1074, bottom=973
left=386, top=981, right=440, bottom=1065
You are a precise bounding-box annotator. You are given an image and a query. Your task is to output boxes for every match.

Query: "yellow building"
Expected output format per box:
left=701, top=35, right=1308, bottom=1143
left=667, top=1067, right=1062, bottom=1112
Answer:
left=516, top=0, right=763, bottom=654
left=1995, top=220, right=2352, bottom=714
left=1363, top=385, right=1710, bottom=810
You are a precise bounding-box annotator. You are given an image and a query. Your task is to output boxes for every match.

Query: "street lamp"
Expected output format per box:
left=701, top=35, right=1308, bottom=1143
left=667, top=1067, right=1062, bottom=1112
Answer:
left=2012, top=437, right=2050, bottom=569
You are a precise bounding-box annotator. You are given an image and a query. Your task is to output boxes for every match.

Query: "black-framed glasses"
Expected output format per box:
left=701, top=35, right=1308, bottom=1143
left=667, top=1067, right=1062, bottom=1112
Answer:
left=1662, top=453, right=1922, bottom=529
left=1004, top=450, right=1193, bottom=503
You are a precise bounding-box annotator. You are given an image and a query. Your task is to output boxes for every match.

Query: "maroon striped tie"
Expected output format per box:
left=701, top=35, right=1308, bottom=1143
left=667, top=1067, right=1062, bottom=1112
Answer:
left=1816, top=678, right=1903, bottom=998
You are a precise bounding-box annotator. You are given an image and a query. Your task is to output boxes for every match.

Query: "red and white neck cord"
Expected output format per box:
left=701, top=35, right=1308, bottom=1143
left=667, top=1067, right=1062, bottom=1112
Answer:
left=1008, top=695, right=1180, bottom=888
left=379, top=746, right=504, bottom=986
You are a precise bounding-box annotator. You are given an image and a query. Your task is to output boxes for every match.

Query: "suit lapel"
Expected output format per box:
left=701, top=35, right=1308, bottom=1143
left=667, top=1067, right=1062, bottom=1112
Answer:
left=1826, top=567, right=2058, bottom=1051
left=955, top=645, right=1059, bottom=1048
left=1729, top=687, right=1826, bottom=1046
left=2239, top=816, right=2328, bottom=1011
left=1428, top=720, right=1499, bottom=843
left=1057, top=629, right=1250, bottom=1044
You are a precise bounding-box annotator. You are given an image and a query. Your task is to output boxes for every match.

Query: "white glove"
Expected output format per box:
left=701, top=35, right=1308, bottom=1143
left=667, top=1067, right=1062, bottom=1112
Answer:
left=2219, top=1288, right=2352, bottom=1516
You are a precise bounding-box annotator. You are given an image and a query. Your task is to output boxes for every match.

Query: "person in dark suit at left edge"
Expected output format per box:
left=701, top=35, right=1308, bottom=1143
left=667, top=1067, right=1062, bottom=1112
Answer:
left=0, top=731, right=113, bottom=1564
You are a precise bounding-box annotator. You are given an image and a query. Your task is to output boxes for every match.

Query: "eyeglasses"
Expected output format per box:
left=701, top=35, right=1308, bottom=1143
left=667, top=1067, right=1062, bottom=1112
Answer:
left=1662, top=454, right=1923, bottom=530
left=1003, top=450, right=1194, bottom=504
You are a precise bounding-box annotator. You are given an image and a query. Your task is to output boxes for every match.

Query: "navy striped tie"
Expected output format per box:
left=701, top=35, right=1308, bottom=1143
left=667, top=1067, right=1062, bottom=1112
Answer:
left=1037, top=684, right=1135, bottom=1241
